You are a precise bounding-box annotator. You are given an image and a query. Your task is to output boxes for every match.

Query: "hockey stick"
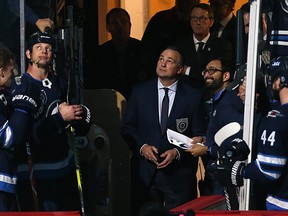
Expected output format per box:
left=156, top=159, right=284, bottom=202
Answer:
left=62, top=7, right=86, bottom=215
left=214, top=122, right=241, bottom=147
left=19, top=1, right=39, bottom=211
left=68, top=128, right=86, bottom=216
left=26, top=142, right=40, bottom=211
left=214, top=122, right=241, bottom=210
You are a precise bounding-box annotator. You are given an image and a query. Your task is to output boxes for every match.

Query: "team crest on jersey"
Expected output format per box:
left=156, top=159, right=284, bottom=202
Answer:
left=267, top=110, right=283, bottom=118
left=14, top=76, right=22, bottom=85
left=176, top=118, right=188, bottom=133
left=0, top=94, right=7, bottom=106
left=42, top=78, right=52, bottom=89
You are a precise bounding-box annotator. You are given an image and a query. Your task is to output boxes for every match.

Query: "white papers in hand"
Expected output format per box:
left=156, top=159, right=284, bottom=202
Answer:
left=167, top=129, right=193, bottom=149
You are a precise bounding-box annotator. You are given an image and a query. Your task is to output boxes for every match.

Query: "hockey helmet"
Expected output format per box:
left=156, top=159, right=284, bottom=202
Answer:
left=26, top=31, right=55, bottom=51
left=265, top=56, right=288, bottom=87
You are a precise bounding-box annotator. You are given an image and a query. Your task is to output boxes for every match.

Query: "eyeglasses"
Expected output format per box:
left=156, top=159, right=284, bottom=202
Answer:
left=202, top=67, right=223, bottom=76
left=190, top=16, right=211, bottom=23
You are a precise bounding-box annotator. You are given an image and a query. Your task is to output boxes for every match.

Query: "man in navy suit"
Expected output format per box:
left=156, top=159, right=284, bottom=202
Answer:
left=121, top=46, right=206, bottom=215
left=209, top=0, right=237, bottom=51
left=174, top=3, right=234, bottom=101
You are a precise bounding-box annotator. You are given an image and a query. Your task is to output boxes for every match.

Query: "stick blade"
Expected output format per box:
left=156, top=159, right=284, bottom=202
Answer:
left=214, top=122, right=241, bottom=146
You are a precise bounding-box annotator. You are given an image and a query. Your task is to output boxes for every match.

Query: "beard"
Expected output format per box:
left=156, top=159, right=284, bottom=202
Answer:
left=205, top=78, right=224, bottom=92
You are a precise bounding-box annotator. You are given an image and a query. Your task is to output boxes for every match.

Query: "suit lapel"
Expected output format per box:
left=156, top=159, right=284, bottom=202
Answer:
left=203, top=35, right=214, bottom=53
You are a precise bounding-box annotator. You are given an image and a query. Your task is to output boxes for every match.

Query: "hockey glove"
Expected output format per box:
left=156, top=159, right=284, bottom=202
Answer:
left=211, top=160, right=245, bottom=187
left=220, top=138, right=250, bottom=161
left=12, top=78, right=45, bottom=118
left=71, top=105, right=92, bottom=136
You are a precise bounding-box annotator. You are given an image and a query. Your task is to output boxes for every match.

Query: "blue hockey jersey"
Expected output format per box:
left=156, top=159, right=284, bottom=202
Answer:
left=244, top=104, right=288, bottom=210
left=0, top=88, right=33, bottom=193
left=15, top=72, right=91, bottom=180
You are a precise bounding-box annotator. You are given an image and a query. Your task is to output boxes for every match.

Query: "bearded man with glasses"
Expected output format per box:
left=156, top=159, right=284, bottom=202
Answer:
left=186, top=57, right=244, bottom=197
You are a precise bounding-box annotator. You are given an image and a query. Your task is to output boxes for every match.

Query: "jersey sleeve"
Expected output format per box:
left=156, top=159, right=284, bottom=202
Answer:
left=244, top=109, right=288, bottom=183
left=0, top=94, right=31, bottom=149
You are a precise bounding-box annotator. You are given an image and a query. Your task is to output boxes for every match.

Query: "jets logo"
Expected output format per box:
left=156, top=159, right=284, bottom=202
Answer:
left=267, top=110, right=283, bottom=118
left=271, top=61, right=280, bottom=67
left=176, top=118, right=188, bottom=133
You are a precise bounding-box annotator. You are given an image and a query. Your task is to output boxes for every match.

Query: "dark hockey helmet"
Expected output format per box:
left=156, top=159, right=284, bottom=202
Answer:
left=26, top=31, right=55, bottom=51
left=265, top=56, right=288, bottom=88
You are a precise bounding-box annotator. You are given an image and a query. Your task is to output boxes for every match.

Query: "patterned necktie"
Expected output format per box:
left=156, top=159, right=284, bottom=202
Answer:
left=197, top=42, right=204, bottom=58
left=161, top=88, right=169, bottom=133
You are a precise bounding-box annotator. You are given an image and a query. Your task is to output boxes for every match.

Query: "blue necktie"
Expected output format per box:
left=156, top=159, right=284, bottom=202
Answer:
left=161, top=88, right=169, bottom=133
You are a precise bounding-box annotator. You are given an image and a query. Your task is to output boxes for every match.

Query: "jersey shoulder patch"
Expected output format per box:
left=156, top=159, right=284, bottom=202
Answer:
left=267, top=110, right=283, bottom=118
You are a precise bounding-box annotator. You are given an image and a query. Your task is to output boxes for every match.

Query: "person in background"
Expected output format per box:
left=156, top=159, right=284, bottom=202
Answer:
left=238, top=2, right=270, bottom=67
left=262, top=0, right=288, bottom=58
left=0, top=48, right=43, bottom=211
left=174, top=3, right=233, bottom=101
left=141, top=0, right=200, bottom=79
left=0, top=0, right=54, bottom=66
left=7, top=0, right=54, bottom=33
left=91, top=8, right=144, bottom=100
left=121, top=46, right=206, bottom=215
left=14, top=31, right=91, bottom=211
left=209, top=0, right=237, bottom=54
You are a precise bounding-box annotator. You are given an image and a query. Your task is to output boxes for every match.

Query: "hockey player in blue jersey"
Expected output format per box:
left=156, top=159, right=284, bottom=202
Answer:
left=14, top=31, right=91, bottom=211
left=0, top=47, right=44, bottom=211
left=212, top=56, right=288, bottom=210
left=264, top=0, right=288, bottom=58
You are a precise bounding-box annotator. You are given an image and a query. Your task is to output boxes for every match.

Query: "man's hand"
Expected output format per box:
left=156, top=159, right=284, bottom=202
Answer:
left=185, top=136, right=207, bottom=156
left=156, top=149, right=178, bottom=169
left=70, top=105, right=92, bottom=136
left=58, top=102, right=83, bottom=121
left=141, top=145, right=177, bottom=168
left=185, top=144, right=208, bottom=156
left=36, top=18, right=55, bottom=32
left=191, top=136, right=205, bottom=144
left=237, top=76, right=246, bottom=102
left=141, top=144, right=159, bottom=162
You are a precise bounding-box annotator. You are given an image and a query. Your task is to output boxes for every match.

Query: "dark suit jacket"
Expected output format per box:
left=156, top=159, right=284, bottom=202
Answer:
left=90, top=38, right=144, bottom=100
left=217, top=14, right=237, bottom=53
left=211, top=15, right=237, bottom=66
left=174, top=34, right=233, bottom=91
left=121, top=78, right=206, bottom=194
